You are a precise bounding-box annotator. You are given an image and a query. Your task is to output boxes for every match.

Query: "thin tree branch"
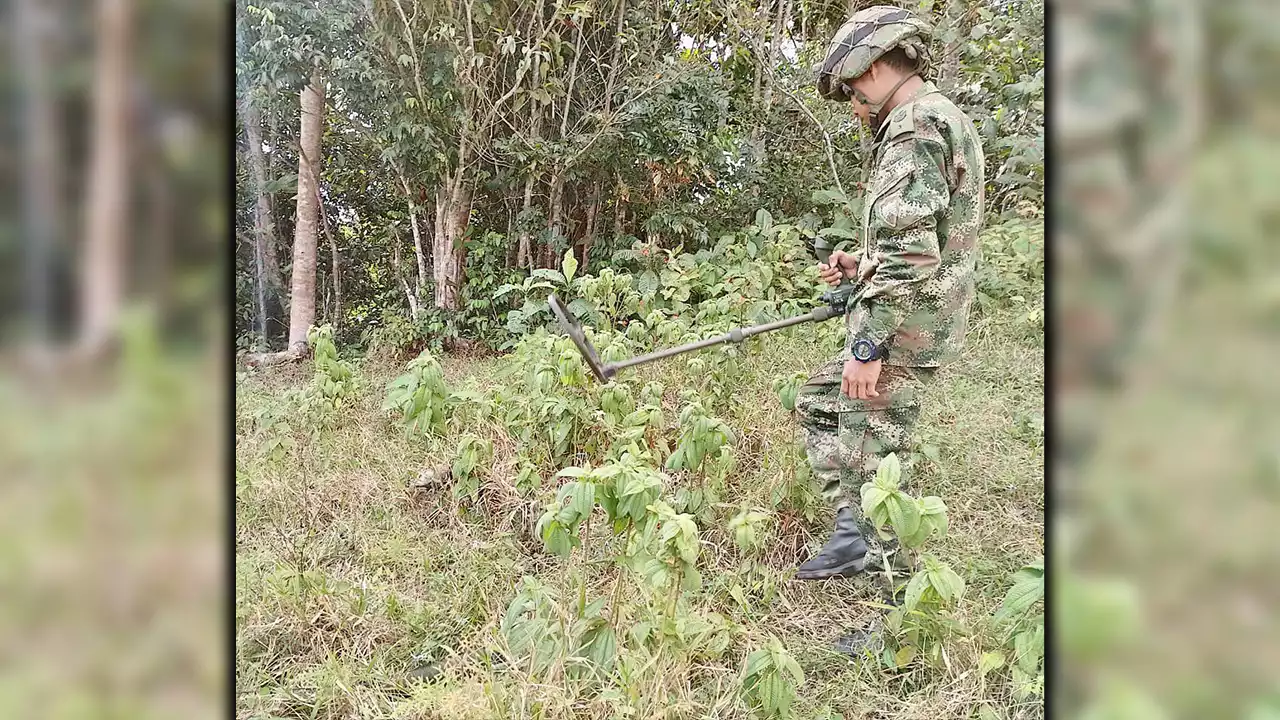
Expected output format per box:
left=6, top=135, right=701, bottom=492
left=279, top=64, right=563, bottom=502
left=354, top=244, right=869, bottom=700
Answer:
left=777, top=86, right=845, bottom=195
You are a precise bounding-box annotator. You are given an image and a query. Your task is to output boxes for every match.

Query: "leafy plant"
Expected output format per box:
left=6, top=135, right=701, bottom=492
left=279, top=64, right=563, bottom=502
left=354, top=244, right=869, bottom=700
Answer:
left=994, top=558, right=1045, bottom=701
left=499, top=577, right=567, bottom=678
left=307, top=324, right=357, bottom=407
left=740, top=637, right=805, bottom=719
left=452, top=435, right=493, bottom=500
left=640, top=501, right=703, bottom=615
left=859, top=454, right=965, bottom=670
left=860, top=454, right=949, bottom=558
left=727, top=508, right=772, bottom=555
left=382, top=349, right=451, bottom=436
left=536, top=477, right=599, bottom=557
left=514, top=460, right=543, bottom=496
left=772, top=371, right=809, bottom=412
left=666, top=400, right=736, bottom=480
left=497, top=250, right=588, bottom=343
left=361, top=308, right=420, bottom=359
left=251, top=400, right=295, bottom=463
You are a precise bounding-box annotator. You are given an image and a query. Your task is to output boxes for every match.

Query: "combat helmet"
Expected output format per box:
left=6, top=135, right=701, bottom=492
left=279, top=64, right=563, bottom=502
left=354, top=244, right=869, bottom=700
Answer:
left=816, top=5, right=933, bottom=103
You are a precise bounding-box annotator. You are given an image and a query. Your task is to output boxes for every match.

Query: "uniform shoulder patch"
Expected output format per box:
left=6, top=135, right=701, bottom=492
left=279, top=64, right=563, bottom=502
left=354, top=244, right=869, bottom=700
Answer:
left=882, top=103, right=916, bottom=140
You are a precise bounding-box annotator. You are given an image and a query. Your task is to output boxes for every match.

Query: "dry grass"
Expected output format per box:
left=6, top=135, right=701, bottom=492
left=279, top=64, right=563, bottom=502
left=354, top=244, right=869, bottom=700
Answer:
left=235, top=307, right=1043, bottom=720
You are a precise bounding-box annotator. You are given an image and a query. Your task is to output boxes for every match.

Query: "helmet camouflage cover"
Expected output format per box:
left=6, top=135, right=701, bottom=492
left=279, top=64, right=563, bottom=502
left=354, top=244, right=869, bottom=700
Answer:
left=816, top=5, right=933, bottom=102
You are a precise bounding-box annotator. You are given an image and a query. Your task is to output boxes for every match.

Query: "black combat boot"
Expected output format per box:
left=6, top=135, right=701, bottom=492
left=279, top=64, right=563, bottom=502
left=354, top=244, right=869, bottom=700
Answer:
left=795, top=506, right=868, bottom=580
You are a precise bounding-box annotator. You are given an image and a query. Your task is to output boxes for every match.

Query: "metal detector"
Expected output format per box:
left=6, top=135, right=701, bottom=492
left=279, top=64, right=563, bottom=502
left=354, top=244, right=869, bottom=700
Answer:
left=548, top=238, right=857, bottom=383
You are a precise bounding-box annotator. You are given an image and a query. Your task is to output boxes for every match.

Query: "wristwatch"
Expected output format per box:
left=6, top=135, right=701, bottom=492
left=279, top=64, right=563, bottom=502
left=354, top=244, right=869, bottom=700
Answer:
left=850, top=337, right=889, bottom=362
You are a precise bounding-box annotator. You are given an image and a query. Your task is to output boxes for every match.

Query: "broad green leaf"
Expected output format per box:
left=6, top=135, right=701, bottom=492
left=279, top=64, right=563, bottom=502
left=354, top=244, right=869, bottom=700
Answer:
left=570, top=481, right=595, bottom=520
left=636, top=269, right=660, bottom=298
left=995, top=576, right=1044, bottom=622
left=562, top=249, right=578, bottom=282
left=680, top=565, right=701, bottom=591
left=1010, top=557, right=1044, bottom=585
left=579, top=625, right=616, bottom=674
left=777, top=652, right=805, bottom=685
left=543, top=521, right=572, bottom=557
left=893, top=645, right=917, bottom=668
left=1013, top=628, right=1042, bottom=674
left=665, top=445, right=686, bottom=470
left=903, top=570, right=929, bottom=612
left=531, top=268, right=566, bottom=284
left=886, top=493, right=921, bottom=539
left=861, top=486, right=890, bottom=517
left=743, top=648, right=771, bottom=679
left=875, top=453, right=903, bottom=489
left=978, top=651, right=1006, bottom=676
left=630, top=621, right=654, bottom=646
left=885, top=607, right=904, bottom=633
left=811, top=188, right=848, bottom=205
left=935, top=562, right=965, bottom=605
left=919, top=496, right=946, bottom=516
left=819, top=225, right=859, bottom=239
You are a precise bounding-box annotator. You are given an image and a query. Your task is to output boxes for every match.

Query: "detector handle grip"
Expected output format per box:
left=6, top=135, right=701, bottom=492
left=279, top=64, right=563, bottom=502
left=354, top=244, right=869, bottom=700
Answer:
left=812, top=236, right=855, bottom=291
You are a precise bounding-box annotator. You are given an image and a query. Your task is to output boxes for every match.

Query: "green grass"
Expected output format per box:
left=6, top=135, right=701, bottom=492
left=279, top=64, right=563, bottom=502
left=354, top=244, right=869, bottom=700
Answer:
left=235, top=304, right=1043, bottom=720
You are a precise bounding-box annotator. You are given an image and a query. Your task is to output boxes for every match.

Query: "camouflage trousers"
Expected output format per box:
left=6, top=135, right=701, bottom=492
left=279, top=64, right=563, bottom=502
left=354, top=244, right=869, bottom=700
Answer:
left=795, top=356, right=937, bottom=573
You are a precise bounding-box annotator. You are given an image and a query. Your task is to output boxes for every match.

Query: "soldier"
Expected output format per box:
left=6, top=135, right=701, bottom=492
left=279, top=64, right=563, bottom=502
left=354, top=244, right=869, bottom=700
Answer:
left=792, top=5, right=986, bottom=647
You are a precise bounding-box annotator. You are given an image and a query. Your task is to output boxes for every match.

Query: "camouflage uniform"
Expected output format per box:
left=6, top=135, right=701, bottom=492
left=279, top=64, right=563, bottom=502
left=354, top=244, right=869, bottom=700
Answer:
left=798, top=81, right=986, bottom=570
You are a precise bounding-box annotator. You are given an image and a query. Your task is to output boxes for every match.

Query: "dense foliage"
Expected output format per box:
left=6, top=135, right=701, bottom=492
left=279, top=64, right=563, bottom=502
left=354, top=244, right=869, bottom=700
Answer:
left=234, top=0, right=1045, bottom=353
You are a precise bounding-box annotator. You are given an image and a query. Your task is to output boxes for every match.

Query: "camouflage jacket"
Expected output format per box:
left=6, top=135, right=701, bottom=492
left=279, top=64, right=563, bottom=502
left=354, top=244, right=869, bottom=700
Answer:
left=845, top=81, right=986, bottom=367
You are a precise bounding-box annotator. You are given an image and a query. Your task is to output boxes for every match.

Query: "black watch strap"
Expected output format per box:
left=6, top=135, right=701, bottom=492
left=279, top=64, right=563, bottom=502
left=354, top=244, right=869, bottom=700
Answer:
left=850, top=337, right=888, bottom=362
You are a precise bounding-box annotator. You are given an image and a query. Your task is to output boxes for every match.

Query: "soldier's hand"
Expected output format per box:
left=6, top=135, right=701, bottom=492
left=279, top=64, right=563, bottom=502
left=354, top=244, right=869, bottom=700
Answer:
left=818, top=250, right=858, bottom=287
left=841, top=358, right=881, bottom=400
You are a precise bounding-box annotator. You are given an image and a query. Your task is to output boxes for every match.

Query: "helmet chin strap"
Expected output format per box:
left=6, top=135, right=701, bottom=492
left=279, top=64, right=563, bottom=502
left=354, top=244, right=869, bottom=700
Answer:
left=850, top=73, right=917, bottom=133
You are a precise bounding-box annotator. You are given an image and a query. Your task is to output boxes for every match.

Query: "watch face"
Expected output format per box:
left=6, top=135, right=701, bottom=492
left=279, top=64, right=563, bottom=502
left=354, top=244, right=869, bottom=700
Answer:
left=852, top=339, right=875, bottom=361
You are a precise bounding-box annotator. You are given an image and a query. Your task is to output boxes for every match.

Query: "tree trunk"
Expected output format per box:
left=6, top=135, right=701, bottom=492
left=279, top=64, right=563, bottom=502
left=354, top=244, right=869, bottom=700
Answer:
left=390, top=228, right=419, bottom=321
left=516, top=43, right=546, bottom=270
left=13, top=0, right=63, bottom=348
left=516, top=172, right=536, bottom=268
left=749, top=0, right=766, bottom=131
left=505, top=201, right=518, bottom=267
left=612, top=187, right=626, bottom=243
left=265, top=101, right=287, bottom=300
left=321, top=191, right=341, bottom=330
left=545, top=171, right=566, bottom=268
left=79, top=0, right=130, bottom=357
left=751, top=0, right=785, bottom=168
left=602, top=0, right=627, bottom=117
left=560, top=16, right=585, bottom=138
left=581, top=183, right=600, bottom=269
left=286, top=68, right=325, bottom=352
left=940, top=0, right=965, bottom=92
left=399, top=173, right=428, bottom=309
left=292, top=89, right=340, bottom=332
left=241, top=93, right=281, bottom=346
left=433, top=174, right=470, bottom=310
